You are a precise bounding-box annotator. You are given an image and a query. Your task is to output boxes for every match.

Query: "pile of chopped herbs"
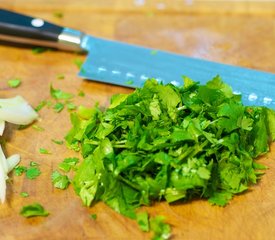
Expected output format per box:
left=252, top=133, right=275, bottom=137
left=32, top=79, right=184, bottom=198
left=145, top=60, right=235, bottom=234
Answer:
left=65, top=76, right=275, bottom=226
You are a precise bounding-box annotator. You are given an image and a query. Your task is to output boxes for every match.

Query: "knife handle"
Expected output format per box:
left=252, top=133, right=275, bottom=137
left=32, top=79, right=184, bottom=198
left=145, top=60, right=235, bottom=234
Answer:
left=0, top=8, right=85, bottom=52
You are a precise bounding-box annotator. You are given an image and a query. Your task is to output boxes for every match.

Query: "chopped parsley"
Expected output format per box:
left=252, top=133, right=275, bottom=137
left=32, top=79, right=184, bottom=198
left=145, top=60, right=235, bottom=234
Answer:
left=52, top=139, right=64, bottom=145
left=20, top=192, right=29, bottom=198
left=32, top=47, right=47, bottom=54
left=14, top=162, right=41, bottom=179
left=56, top=74, right=65, bottom=80
left=39, top=148, right=51, bottom=154
left=65, top=77, right=275, bottom=238
left=26, top=167, right=41, bottom=180
left=50, top=85, right=74, bottom=100
left=149, top=215, right=171, bottom=240
left=90, top=213, right=97, bottom=220
left=58, top=157, right=79, bottom=172
left=20, top=203, right=49, bottom=217
left=35, top=100, right=47, bottom=112
left=53, top=12, right=63, bottom=19
left=67, top=102, right=77, bottom=111
left=32, top=124, right=45, bottom=131
left=78, top=90, right=85, bottom=97
left=74, top=59, right=83, bottom=69
left=14, top=166, right=27, bottom=176
left=51, top=170, right=70, bottom=189
left=8, top=79, right=21, bottom=88
left=53, top=102, right=65, bottom=113
left=136, top=212, right=149, bottom=232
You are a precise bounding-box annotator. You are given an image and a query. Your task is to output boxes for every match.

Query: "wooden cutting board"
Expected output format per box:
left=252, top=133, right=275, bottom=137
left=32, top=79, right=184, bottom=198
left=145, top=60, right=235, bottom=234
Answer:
left=0, top=2, right=275, bottom=239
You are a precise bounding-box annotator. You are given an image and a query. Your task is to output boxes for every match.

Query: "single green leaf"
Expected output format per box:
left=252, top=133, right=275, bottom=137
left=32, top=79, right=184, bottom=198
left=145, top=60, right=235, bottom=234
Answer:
left=51, top=139, right=64, bottom=145
left=20, top=203, right=49, bottom=218
left=74, top=59, right=83, bottom=69
left=32, top=124, right=45, bottom=131
left=26, top=167, right=41, bottom=180
left=20, top=192, right=29, bottom=198
left=51, top=170, right=70, bottom=189
left=8, top=79, right=21, bottom=88
left=136, top=212, right=149, bottom=232
left=50, top=85, right=74, bottom=100
left=39, top=148, right=51, bottom=154
left=53, top=102, right=65, bottom=113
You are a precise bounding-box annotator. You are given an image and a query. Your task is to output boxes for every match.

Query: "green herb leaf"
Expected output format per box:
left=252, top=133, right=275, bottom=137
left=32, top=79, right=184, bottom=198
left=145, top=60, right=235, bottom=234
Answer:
left=58, top=157, right=79, bottom=172
left=51, top=170, right=70, bottom=189
left=20, top=203, right=49, bottom=218
left=51, top=139, right=64, bottom=145
left=8, top=79, right=21, bottom=88
left=39, top=148, right=51, bottom=154
left=78, top=90, right=85, bottom=97
left=149, top=215, right=171, bottom=240
left=32, top=47, right=47, bottom=54
left=50, top=85, right=74, bottom=100
left=20, top=192, right=29, bottom=198
left=32, top=124, right=45, bottom=131
left=26, top=167, right=41, bottom=180
left=53, top=12, right=63, bottom=19
left=14, top=166, right=27, bottom=176
left=74, top=59, right=83, bottom=69
left=35, top=100, right=47, bottom=112
left=53, top=102, right=65, bottom=113
left=90, top=213, right=97, bottom=220
left=56, top=74, right=65, bottom=80
left=67, top=102, right=77, bottom=111
left=136, top=212, right=149, bottom=232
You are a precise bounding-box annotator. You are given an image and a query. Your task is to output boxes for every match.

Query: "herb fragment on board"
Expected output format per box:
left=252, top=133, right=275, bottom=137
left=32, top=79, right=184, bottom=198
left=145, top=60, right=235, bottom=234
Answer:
left=53, top=12, right=63, bottom=19
left=26, top=167, right=41, bottom=180
left=78, top=90, right=85, bottom=97
left=39, top=148, right=51, bottom=154
left=20, top=192, right=29, bottom=198
left=7, top=79, right=21, bottom=88
left=56, top=74, right=65, bottom=80
left=14, top=166, right=27, bottom=176
left=58, top=157, right=79, bottom=172
left=53, top=102, right=65, bottom=113
left=66, top=77, right=275, bottom=211
left=32, top=47, right=47, bottom=54
left=149, top=216, right=171, bottom=240
left=50, top=85, right=74, bottom=100
left=90, top=213, right=97, bottom=220
left=67, top=102, right=77, bottom=111
left=136, top=212, right=149, bottom=232
left=74, top=59, right=83, bottom=69
left=32, top=124, right=45, bottom=131
left=51, top=170, right=70, bottom=189
left=35, top=100, right=47, bottom=112
left=20, top=203, right=49, bottom=218
left=52, top=139, right=64, bottom=145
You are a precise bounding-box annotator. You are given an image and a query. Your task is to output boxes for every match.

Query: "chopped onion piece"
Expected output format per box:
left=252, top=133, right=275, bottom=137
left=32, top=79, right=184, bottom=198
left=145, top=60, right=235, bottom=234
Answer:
left=0, top=95, right=38, bottom=203
left=7, top=154, right=20, bottom=173
left=0, top=96, right=38, bottom=125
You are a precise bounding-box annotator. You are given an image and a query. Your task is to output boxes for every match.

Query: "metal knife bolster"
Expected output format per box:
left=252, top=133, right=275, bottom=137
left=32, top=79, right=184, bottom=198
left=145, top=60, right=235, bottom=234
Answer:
left=0, top=9, right=86, bottom=52
left=57, top=28, right=87, bottom=52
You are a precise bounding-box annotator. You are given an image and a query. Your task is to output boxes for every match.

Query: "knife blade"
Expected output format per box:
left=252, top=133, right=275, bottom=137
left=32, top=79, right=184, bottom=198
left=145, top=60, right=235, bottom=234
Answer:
left=1, top=8, right=274, bottom=109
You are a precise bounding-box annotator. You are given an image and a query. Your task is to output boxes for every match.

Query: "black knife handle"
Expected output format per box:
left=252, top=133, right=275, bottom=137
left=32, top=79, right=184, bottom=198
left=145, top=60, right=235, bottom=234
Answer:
left=0, top=8, right=86, bottom=51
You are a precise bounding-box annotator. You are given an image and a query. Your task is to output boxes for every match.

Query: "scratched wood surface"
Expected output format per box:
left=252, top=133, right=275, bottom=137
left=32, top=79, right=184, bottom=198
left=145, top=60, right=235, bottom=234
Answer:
left=0, top=1, right=275, bottom=239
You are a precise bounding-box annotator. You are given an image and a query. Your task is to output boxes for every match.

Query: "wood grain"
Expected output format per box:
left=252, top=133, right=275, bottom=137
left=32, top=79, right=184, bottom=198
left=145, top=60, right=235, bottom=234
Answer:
left=0, top=2, right=275, bottom=239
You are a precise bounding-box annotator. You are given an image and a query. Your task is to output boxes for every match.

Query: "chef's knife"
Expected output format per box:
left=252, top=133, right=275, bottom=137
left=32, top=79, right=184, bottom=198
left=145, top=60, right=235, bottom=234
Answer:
left=0, top=8, right=274, bottom=109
